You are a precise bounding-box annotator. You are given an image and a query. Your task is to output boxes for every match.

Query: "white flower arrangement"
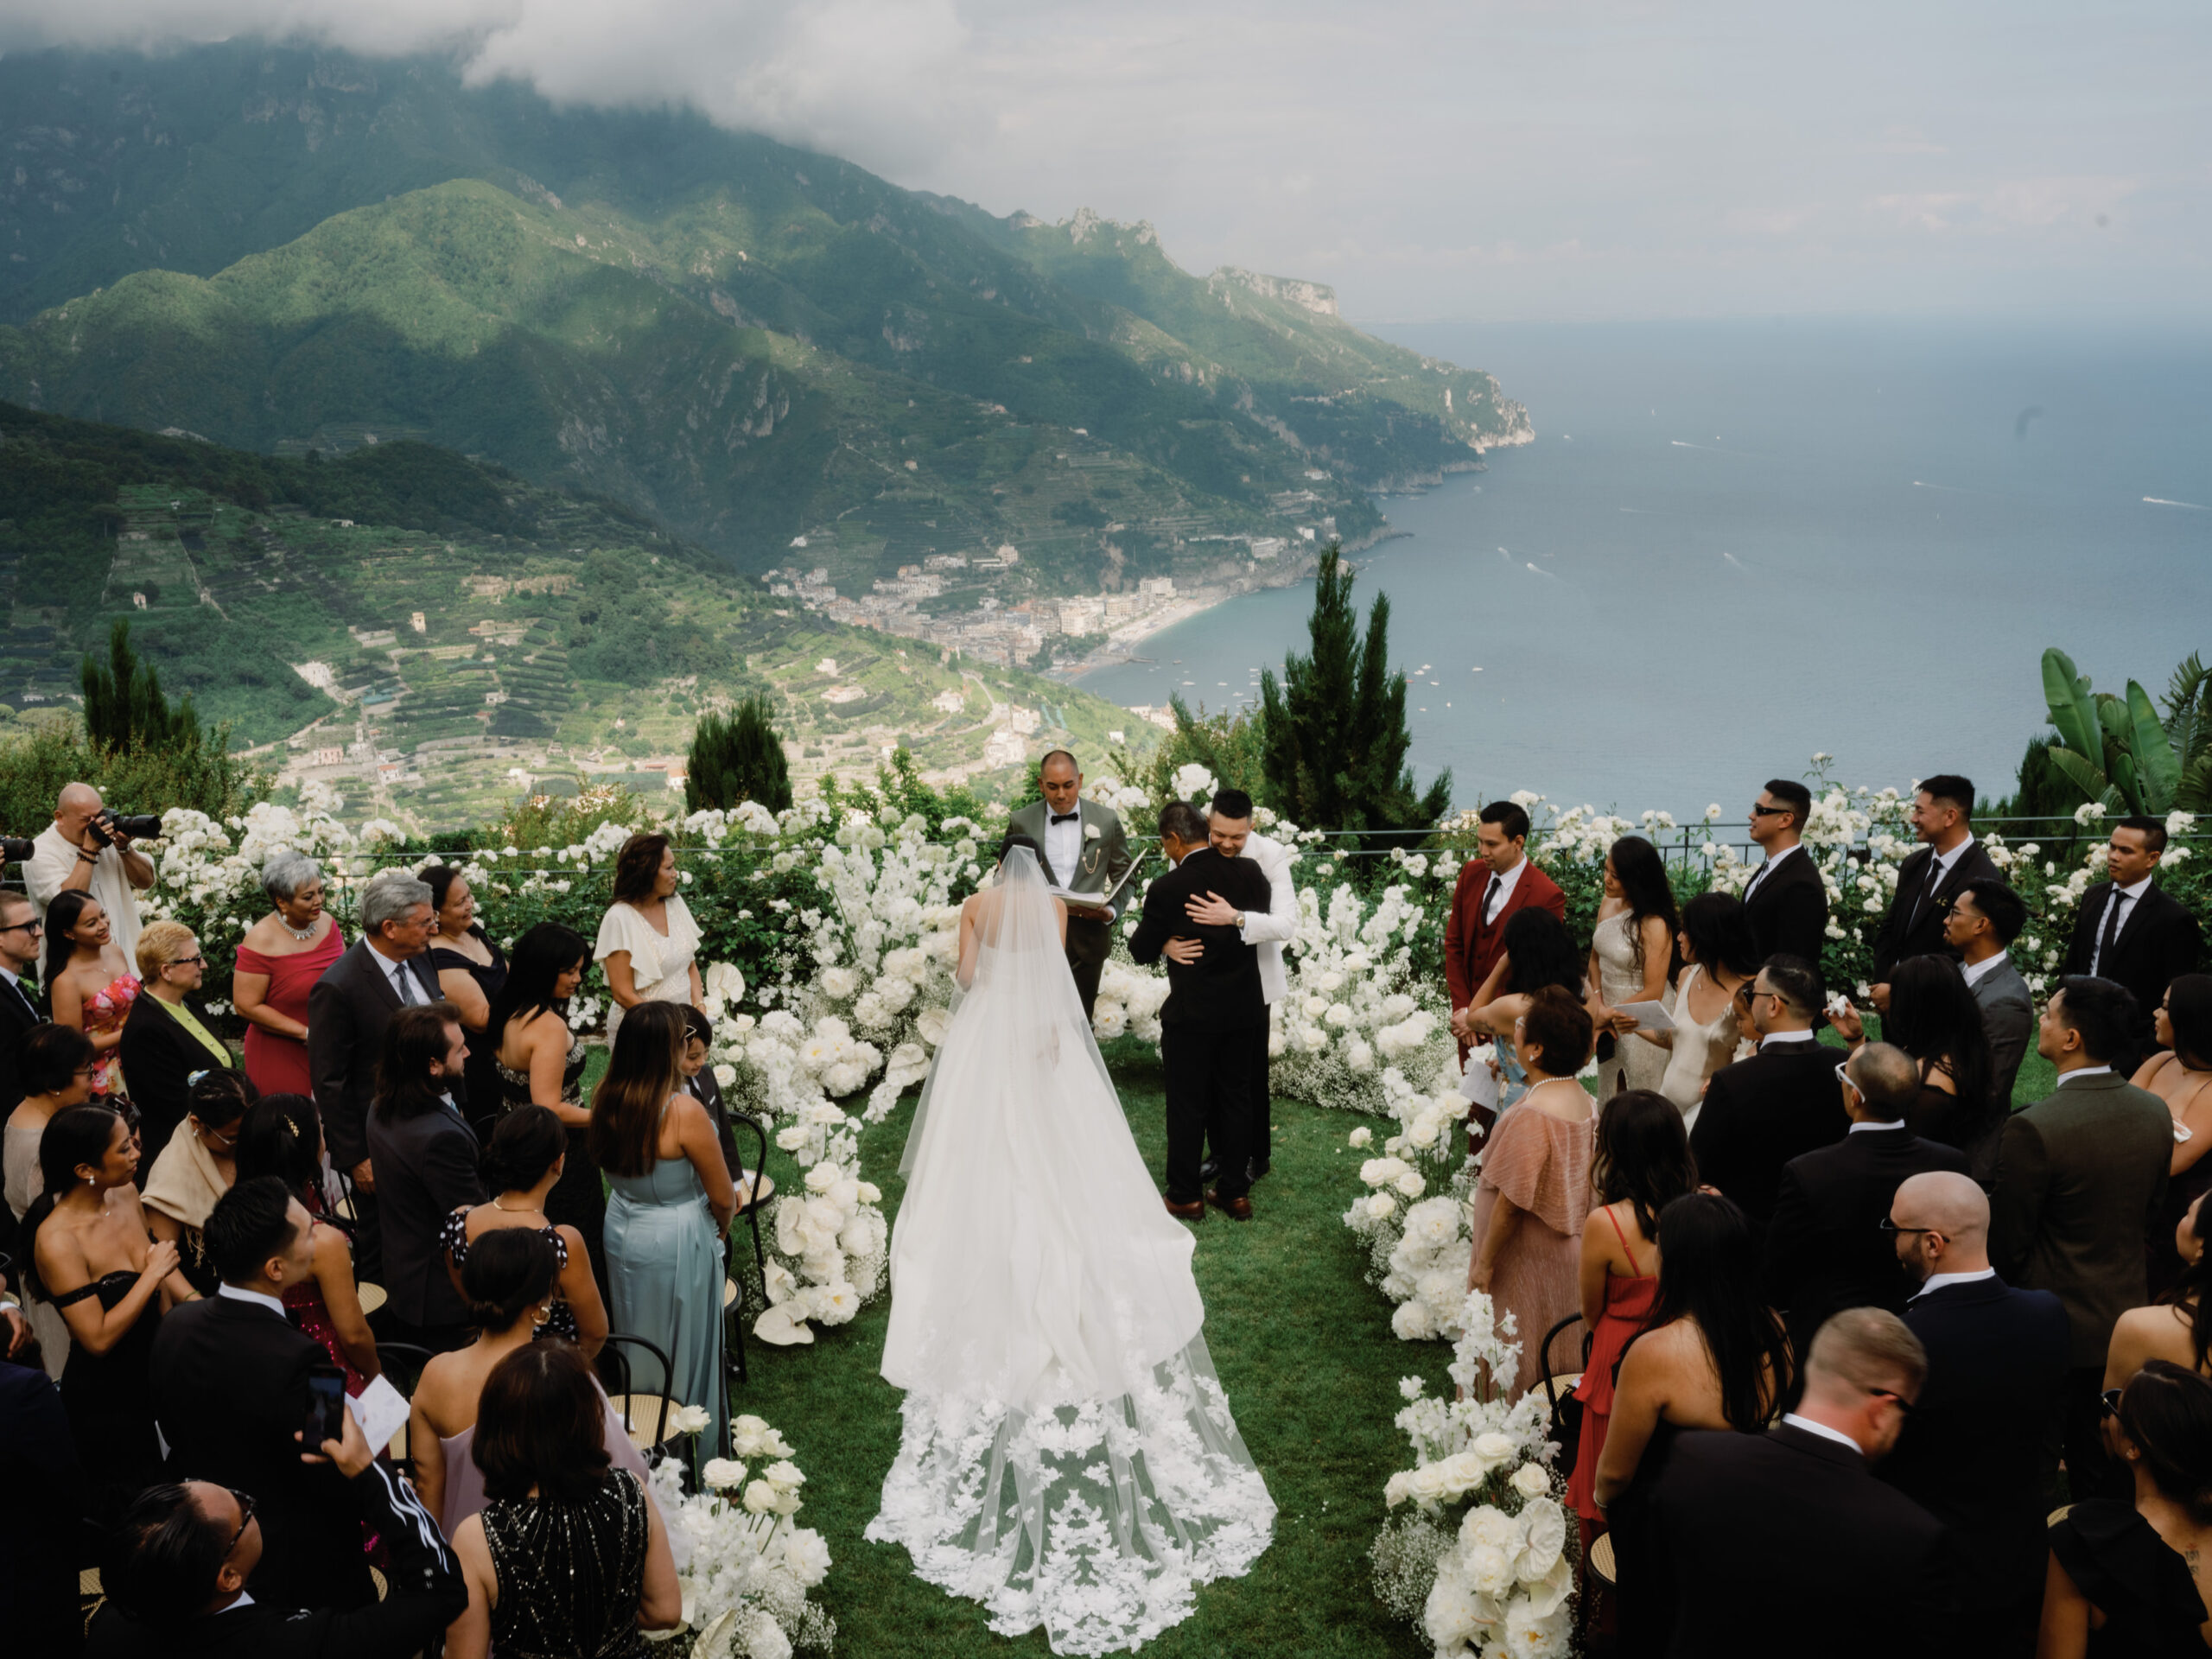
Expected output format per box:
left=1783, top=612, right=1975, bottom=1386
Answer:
left=649, top=1413, right=835, bottom=1657
left=1370, top=1293, right=1573, bottom=1658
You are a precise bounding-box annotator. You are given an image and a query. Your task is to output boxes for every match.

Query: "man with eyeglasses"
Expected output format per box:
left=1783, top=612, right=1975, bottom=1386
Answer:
left=1738, top=779, right=1830, bottom=965
left=1878, top=1171, right=2068, bottom=1654
left=86, top=1401, right=462, bottom=1658
left=1689, top=955, right=1853, bottom=1237
left=1762, top=1043, right=1967, bottom=1367
left=0, top=890, right=46, bottom=1118
left=1649, top=1307, right=1950, bottom=1656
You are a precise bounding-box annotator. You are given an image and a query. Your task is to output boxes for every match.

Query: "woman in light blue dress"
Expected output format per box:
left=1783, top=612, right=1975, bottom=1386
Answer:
left=591, top=1001, right=735, bottom=1457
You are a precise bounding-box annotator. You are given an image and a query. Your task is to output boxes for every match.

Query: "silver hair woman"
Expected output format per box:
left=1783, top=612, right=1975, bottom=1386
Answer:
left=232, top=850, right=346, bottom=1097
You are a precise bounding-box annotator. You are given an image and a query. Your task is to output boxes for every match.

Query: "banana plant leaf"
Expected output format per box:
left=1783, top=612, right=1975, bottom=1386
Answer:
left=2043, top=649, right=2105, bottom=766
left=2127, top=680, right=2181, bottom=813
left=2049, top=744, right=2117, bottom=808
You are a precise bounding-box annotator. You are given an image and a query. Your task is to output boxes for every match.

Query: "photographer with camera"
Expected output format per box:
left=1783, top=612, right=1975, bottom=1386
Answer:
left=26, top=784, right=156, bottom=969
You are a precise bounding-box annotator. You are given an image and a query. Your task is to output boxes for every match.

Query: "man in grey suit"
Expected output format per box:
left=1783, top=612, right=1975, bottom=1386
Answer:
left=1990, top=976, right=2171, bottom=1503
left=1947, top=879, right=2035, bottom=1177
left=1007, top=750, right=1135, bottom=1021
left=307, top=871, right=443, bottom=1281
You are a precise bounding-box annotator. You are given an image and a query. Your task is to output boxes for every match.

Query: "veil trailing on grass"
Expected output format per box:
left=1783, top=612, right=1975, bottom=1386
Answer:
left=867, top=846, right=1274, bottom=1656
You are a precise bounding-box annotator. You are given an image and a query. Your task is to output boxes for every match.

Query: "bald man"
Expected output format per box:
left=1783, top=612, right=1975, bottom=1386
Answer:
left=25, top=781, right=155, bottom=966
left=1649, top=1308, right=1951, bottom=1657
left=1880, top=1171, right=2067, bottom=1654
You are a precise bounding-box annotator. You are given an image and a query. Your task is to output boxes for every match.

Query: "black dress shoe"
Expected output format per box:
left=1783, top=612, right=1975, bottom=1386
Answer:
left=1198, top=1158, right=1220, bottom=1184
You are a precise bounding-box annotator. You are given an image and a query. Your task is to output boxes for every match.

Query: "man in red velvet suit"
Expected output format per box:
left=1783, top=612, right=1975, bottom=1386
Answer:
left=1446, top=801, right=1568, bottom=1071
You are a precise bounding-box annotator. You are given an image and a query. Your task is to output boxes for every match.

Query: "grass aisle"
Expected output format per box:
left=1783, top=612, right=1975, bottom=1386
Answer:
left=728, top=1039, right=1450, bottom=1659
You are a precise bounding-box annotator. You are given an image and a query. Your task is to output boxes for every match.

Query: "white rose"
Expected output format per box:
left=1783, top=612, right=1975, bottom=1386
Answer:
left=712, top=1063, right=737, bottom=1088
left=1471, top=1431, right=1517, bottom=1464
left=742, top=1479, right=779, bottom=1514
left=747, top=1610, right=794, bottom=1659
left=1366, top=1193, right=1396, bottom=1221
left=1510, top=1463, right=1551, bottom=1498
left=1084, top=823, right=1101, bottom=840
left=1348, top=1126, right=1373, bottom=1148
left=702, top=1457, right=747, bottom=1490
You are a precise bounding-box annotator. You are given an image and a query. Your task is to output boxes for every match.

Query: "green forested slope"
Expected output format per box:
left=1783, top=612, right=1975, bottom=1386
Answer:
left=0, top=41, right=1526, bottom=594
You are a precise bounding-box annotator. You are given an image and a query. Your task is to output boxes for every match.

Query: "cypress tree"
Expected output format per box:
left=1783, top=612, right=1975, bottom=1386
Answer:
left=81, top=620, right=202, bottom=755
left=685, top=696, right=793, bottom=814
left=1257, top=545, right=1450, bottom=849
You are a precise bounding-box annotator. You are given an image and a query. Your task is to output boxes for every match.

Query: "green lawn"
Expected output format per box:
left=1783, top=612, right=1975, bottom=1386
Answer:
left=722, top=1042, right=1442, bottom=1659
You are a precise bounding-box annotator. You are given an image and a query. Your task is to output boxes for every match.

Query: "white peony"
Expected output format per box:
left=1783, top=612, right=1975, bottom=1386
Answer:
left=819, top=966, right=858, bottom=1001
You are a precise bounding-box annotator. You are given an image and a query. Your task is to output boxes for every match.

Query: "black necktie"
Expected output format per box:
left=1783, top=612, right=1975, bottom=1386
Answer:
left=1482, top=874, right=1503, bottom=925
left=1051, top=812, right=1078, bottom=824
left=3, top=976, right=34, bottom=1020
left=2097, top=888, right=2128, bottom=971
left=1913, top=854, right=1944, bottom=930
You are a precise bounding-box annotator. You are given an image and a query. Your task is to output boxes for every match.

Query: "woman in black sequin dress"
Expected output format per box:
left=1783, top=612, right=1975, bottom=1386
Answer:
left=446, top=1340, right=681, bottom=1659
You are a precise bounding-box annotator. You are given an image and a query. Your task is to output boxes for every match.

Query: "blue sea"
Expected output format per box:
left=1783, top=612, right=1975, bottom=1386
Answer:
left=1075, top=317, right=2212, bottom=818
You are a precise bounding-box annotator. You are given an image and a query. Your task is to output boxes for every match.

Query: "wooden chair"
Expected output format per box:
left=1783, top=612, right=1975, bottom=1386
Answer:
left=599, top=1332, right=684, bottom=1455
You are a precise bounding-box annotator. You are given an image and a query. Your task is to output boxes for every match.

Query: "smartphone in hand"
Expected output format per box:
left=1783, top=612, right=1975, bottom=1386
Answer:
left=303, top=1365, right=348, bottom=1452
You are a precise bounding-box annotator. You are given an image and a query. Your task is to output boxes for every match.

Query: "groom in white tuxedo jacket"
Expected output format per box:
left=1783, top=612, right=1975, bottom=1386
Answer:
left=1176, top=788, right=1295, bottom=1184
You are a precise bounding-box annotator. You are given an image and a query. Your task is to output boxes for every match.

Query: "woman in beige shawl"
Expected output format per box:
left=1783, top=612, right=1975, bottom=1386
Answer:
left=143, top=1069, right=254, bottom=1297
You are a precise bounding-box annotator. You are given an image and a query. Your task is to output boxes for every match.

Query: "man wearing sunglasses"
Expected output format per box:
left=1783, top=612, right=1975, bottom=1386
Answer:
left=86, top=1399, right=463, bottom=1658
left=1878, top=1171, right=2068, bottom=1654
left=1689, top=955, right=1853, bottom=1237
left=0, top=891, right=45, bottom=1118
left=1739, top=779, right=1830, bottom=965
left=1649, top=1307, right=1948, bottom=1654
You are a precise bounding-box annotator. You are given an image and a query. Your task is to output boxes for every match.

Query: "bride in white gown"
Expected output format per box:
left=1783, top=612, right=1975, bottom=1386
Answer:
left=865, top=842, right=1275, bottom=1656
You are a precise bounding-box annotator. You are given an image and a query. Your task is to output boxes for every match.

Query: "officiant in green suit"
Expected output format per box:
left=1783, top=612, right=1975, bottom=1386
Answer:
left=1007, top=750, right=1136, bottom=1022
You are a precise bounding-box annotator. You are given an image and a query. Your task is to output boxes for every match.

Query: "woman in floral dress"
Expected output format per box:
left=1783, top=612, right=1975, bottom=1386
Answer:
left=45, top=891, right=139, bottom=1099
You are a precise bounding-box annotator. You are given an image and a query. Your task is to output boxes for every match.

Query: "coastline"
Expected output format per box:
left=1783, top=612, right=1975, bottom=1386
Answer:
left=1050, top=518, right=1420, bottom=684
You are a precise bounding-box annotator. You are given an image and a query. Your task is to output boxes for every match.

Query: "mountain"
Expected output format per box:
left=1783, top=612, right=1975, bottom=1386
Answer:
left=0, top=41, right=1528, bottom=605
left=0, top=399, right=1149, bottom=826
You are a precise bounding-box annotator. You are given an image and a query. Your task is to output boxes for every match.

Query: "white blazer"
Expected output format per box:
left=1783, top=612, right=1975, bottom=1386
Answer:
left=1235, top=830, right=1298, bottom=1006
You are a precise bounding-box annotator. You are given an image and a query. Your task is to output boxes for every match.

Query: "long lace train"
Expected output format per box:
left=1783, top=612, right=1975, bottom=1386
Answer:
left=865, top=1338, right=1275, bottom=1656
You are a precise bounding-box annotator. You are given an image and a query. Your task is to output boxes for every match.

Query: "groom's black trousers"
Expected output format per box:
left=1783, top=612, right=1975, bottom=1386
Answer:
left=1162, top=1022, right=1255, bottom=1204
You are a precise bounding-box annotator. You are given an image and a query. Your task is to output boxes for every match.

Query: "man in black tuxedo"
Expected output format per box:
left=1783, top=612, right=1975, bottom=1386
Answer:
left=307, top=872, right=441, bottom=1281
left=87, top=1405, right=462, bottom=1659
left=0, top=1346, right=83, bottom=1656
left=1739, top=778, right=1831, bottom=964
left=1991, top=976, right=2173, bottom=1503
left=1947, top=879, right=2036, bottom=1140
left=0, top=891, right=47, bottom=1116
left=1881, top=1171, right=2069, bottom=1654
left=1689, top=955, right=1850, bottom=1236
left=2063, top=815, right=2203, bottom=1064
left=1764, top=1043, right=1968, bottom=1363
left=364, top=1006, right=483, bottom=1351
left=1870, top=773, right=2002, bottom=996
left=150, top=1178, right=376, bottom=1614
left=1128, top=800, right=1272, bottom=1222
left=1649, top=1307, right=1950, bottom=1658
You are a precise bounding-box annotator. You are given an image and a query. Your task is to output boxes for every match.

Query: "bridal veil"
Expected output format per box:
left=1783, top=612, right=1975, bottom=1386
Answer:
left=867, top=846, right=1274, bottom=1655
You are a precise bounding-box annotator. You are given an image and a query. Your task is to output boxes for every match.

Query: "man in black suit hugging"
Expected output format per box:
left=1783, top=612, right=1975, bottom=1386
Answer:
left=1882, top=1170, right=2069, bottom=1654
left=1690, top=954, right=1850, bottom=1236
left=1128, top=800, right=1273, bottom=1222
left=2063, top=814, right=2203, bottom=1064
left=1739, top=778, right=1831, bottom=964
left=1870, top=773, right=2002, bottom=1001
left=1649, top=1306, right=1949, bottom=1658
left=151, top=1178, right=377, bottom=1614
left=1764, top=1043, right=1967, bottom=1364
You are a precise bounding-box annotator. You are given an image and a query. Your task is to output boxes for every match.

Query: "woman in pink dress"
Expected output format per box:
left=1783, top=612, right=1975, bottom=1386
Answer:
left=232, top=852, right=345, bottom=1097
left=45, top=891, right=139, bottom=1097
left=1467, top=986, right=1598, bottom=1400
left=1570, top=1090, right=1696, bottom=1541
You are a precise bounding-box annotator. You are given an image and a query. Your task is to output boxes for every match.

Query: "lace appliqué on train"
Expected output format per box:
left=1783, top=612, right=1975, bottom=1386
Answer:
left=865, top=1338, right=1275, bottom=1656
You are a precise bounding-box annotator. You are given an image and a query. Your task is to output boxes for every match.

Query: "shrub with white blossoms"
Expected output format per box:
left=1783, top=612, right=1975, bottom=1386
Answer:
left=649, top=1414, right=836, bottom=1658
left=1341, top=1054, right=1484, bottom=1341
left=1371, top=1292, right=1573, bottom=1659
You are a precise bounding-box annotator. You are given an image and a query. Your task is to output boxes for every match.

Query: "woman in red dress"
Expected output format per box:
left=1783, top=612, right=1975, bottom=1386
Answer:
left=232, top=852, right=344, bottom=1096
left=1570, top=1090, right=1696, bottom=1548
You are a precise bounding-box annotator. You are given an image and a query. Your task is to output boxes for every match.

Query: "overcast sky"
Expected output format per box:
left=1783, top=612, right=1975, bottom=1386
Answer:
left=3, top=0, right=2207, bottom=323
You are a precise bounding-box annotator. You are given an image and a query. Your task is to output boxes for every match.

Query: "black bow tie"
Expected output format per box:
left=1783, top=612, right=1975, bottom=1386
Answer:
left=1051, top=812, right=1079, bottom=824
